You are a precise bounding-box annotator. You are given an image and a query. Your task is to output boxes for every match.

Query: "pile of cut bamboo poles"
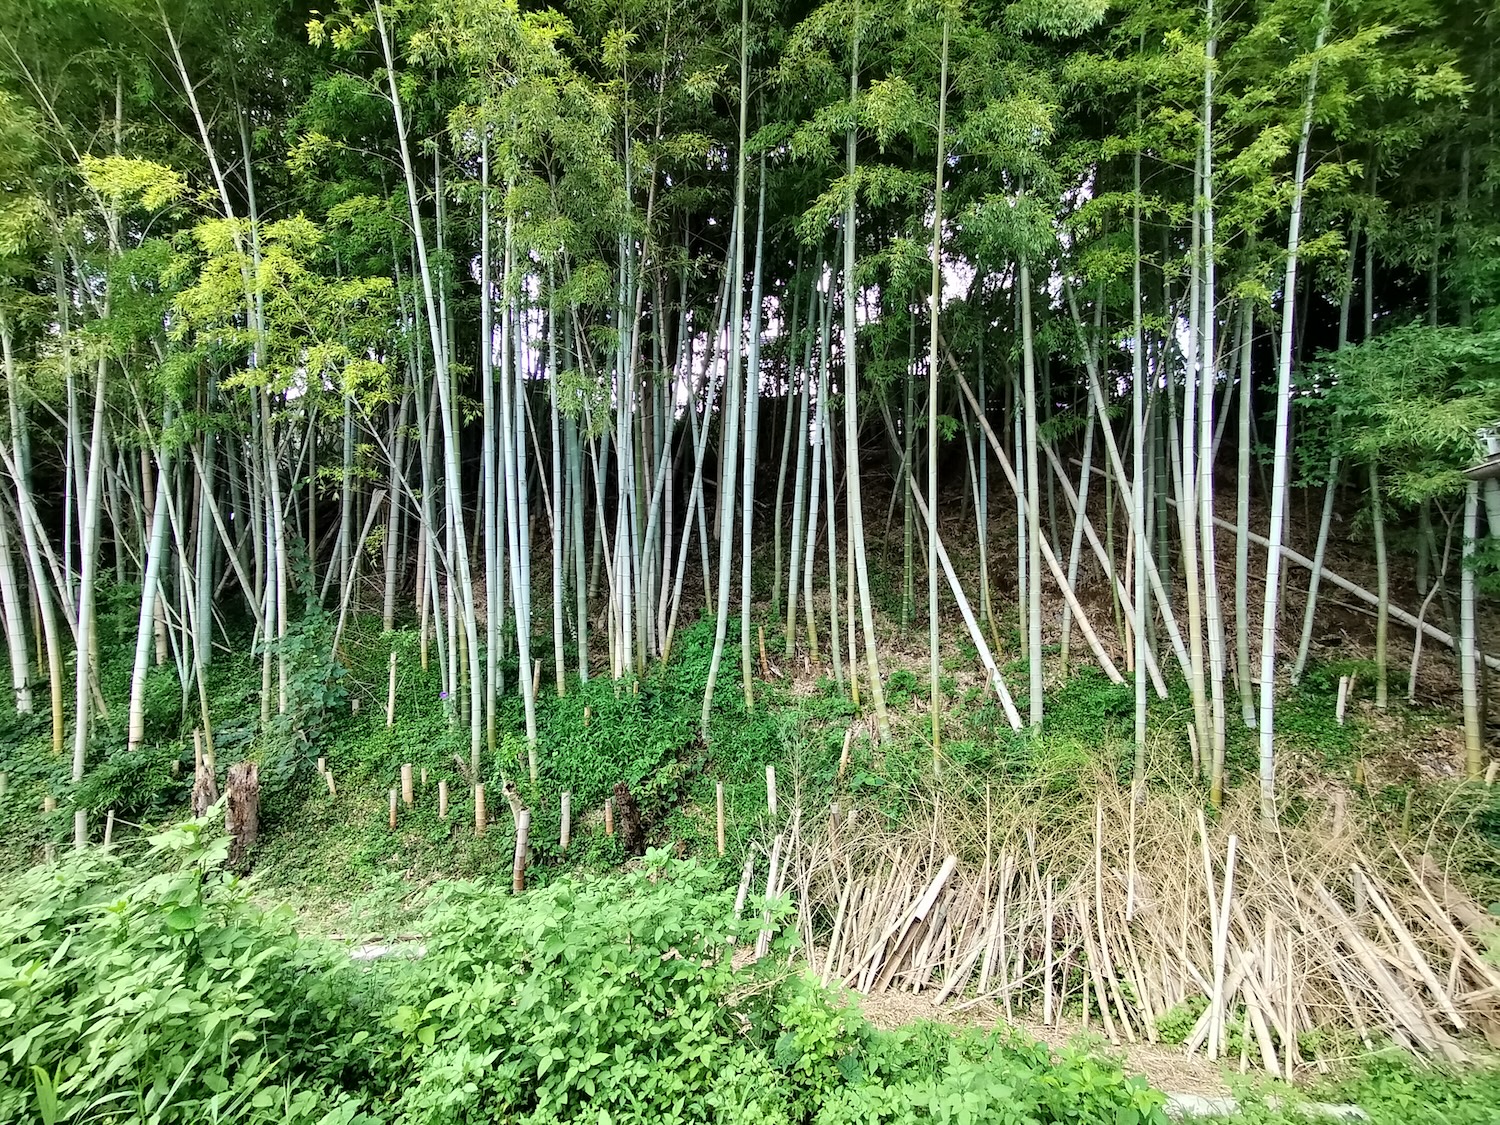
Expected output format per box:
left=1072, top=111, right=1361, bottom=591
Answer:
left=749, top=784, right=1500, bottom=1076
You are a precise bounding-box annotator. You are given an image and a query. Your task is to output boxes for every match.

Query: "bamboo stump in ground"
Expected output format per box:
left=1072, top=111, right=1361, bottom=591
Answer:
left=226, top=761, right=260, bottom=872
left=613, top=782, right=644, bottom=856
left=191, top=760, right=219, bottom=818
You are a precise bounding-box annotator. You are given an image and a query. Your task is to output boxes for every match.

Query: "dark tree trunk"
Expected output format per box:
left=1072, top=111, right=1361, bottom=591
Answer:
left=613, top=781, right=644, bottom=855
left=225, top=760, right=259, bottom=872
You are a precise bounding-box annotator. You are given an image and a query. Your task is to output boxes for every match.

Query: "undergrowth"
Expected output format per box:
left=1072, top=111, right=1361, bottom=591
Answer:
left=0, top=821, right=1172, bottom=1125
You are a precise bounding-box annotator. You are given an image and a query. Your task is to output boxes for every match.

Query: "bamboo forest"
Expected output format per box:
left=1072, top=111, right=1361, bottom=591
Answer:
left=2, top=0, right=1500, bottom=1122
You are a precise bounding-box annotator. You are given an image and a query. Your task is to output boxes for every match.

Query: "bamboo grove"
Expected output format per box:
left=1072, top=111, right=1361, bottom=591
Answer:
left=0, top=0, right=1497, bottom=847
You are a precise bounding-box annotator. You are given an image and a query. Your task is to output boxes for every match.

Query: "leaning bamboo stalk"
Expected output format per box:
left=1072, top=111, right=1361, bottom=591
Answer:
left=1113, top=475, right=1500, bottom=674
left=906, top=483, right=1024, bottom=726
left=1355, top=861, right=1466, bottom=1030
left=756, top=834, right=784, bottom=959
left=910, top=423, right=1123, bottom=689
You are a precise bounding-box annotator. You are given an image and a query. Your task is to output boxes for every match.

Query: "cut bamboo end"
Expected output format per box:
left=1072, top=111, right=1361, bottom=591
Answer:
left=400, top=763, right=414, bottom=807
left=388, top=788, right=398, bottom=829
left=604, top=796, right=614, bottom=837
left=316, top=756, right=327, bottom=776
left=324, top=770, right=337, bottom=797
left=438, top=779, right=449, bottom=819
left=560, top=791, right=571, bottom=851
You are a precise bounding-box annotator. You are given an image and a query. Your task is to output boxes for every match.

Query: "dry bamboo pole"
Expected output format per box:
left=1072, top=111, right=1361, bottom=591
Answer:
left=858, top=855, right=951, bottom=993
left=822, top=878, right=853, bottom=987
left=401, top=764, right=414, bottom=807
left=438, top=779, right=448, bottom=818
left=1209, top=835, right=1239, bottom=1058
left=386, top=650, right=397, bottom=726
left=734, top=851, right=756, bottom=921
left=560, top=791, right=571, bottom=851
left=1391, top=847, right=1500, bottom=988
left=324, top=771, right=337, bottom=797
left=1075, top=899, right=1121, bottom=1044
left=1093, top=801, right=1138, bottom=1040
left=604, top=797, right=614, bottom=836
left=1043, top=875, right=1056, bottom=1025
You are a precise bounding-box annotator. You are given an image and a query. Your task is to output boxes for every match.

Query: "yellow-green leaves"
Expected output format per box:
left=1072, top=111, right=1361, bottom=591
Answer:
left=78, top=155, right=185, bottom=212
left=1005, top=0, right=1109, bottom=39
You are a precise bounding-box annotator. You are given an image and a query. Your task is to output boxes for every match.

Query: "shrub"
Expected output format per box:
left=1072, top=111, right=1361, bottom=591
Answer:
left=0, top=816, right=379, bottom=1125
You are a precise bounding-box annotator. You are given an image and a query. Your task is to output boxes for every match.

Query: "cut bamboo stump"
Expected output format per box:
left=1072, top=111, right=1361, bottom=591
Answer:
left=474, top=784, right=486, bottom=837
left=324, top=770, right=337, bottom=797
left=767, top=765, right=778, bottom=817
left=0, top=770, right=8, bottom=795
left=716, top=781, right=726, bottom=856
left=401, top=764, right=414, bottom=807
left=226, top=761, right=260, bottom=872
left=513, top=810, right=531, bottom=893
left=388, top=788, right=398, bottom=830
left=317, top=756, right=326, bottom=776
left=420, top=766, right=428, bottom=788
left=1336, top=676, right=1349, bottom=725
left=103, top=810, right=115, bottom=847
left=560, top=791, right=571, bottom=851
left=191, top=758, right=218, bottom=818
left=604, top=797, right=614, bottom=837
left=438, top=780, right=449, bottom=819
